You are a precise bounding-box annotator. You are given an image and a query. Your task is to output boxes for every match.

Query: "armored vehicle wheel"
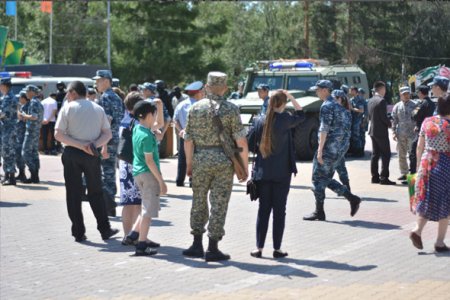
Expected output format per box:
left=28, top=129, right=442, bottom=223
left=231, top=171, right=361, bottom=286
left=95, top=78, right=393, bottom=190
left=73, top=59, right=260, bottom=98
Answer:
left=294, top=116, right=319, bottom=160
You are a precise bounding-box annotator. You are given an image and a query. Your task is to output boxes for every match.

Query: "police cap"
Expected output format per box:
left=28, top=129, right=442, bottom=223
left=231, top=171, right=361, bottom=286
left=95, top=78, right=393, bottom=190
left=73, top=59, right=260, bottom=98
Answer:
left=358, top=88, right=366, bottom=94
left=256, top=83, right=270, bottom=91
left=399, top=86, right=411, bottom=95
left=25, top=84, right=40, bottom=93
left=93, top=70, right=113, bottom=80
left=0, top=77, right=11, bottom=85
left=340, top=84, right=349, bottom=94
left=331, top=89, right=346, bottom=99
left=139, top=82, right=157, bottom=92
left=427, top=76, right=450, bottom=90
left=310, top=80, right=333, bottom=91
left=184, top=81, right=203, bottom=92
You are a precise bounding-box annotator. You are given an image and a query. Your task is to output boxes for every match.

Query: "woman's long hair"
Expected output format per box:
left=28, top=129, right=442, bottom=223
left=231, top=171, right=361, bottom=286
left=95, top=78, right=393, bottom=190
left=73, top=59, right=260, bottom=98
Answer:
left=259, top=90, right=288, bottom=158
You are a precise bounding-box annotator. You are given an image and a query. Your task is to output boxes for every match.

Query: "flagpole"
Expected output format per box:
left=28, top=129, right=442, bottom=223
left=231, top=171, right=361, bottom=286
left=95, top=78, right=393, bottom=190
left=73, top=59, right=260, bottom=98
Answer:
left=49, top=8, right=53, bottom=64
left=14, top=8, right=17, bottom=40
left=107, top=0, right=111, bottom=69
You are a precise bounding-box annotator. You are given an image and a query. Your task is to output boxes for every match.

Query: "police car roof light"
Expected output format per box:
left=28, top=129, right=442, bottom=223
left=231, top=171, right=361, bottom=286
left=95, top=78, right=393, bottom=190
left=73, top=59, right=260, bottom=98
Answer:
left=269, top=61, right=314, bottom=70
left=0, top=71, right=32, bottom=78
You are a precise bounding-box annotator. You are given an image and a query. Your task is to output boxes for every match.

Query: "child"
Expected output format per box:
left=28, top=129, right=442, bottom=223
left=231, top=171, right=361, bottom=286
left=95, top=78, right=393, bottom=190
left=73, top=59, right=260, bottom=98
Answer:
left=129, top=100, right=167, bottom=256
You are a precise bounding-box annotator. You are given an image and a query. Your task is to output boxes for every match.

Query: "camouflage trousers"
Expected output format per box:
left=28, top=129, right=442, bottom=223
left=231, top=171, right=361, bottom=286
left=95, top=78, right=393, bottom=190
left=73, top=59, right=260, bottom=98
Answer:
left=22, top=130, right=40, bottom=172
left=334, top=155, right=349, bottom=186
left=101, top=143, right=118, bottom=201
left=190, top=150, right=234, bottom=241
left=1, top=125, right=16, bottom=173
left=15, top=124, right=26, bottom=170
left=312, top=153, right=349, bottom=204
left=350, top=117, right=364, bottom=152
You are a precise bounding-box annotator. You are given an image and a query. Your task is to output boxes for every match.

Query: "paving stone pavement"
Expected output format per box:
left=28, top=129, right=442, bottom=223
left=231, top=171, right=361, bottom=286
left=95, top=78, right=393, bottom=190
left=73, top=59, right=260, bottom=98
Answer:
left=1, top=137, right=449, bottom=299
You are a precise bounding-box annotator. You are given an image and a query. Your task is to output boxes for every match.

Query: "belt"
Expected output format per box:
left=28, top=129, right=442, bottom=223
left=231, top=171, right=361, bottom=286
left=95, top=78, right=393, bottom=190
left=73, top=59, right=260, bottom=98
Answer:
left=195, top=145, right=223, bottom=152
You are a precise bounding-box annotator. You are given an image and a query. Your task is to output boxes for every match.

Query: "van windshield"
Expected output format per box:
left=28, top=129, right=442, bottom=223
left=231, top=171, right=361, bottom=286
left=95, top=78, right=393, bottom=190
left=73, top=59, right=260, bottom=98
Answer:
left=250, top=76, right=283, bottom=91
left=287, top=76, right=319, bottom=91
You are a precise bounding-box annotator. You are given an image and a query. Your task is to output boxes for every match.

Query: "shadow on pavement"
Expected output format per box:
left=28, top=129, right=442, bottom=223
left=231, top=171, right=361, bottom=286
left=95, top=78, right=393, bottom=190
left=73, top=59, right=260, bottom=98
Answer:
left=326, top=220, right=402, bottom=230
left=81, top=239, right=134, bottom=253
left=150, top=246, right=317, bottom=278
left=418, top=251, right=450, bottom=257
left=39, top=180, right=66, bottom=187
left=14, top=184, right=49, bottom=190
left=361, top=197, right=398, bottom=203
left=0, top=201, right=31, bottom=208
left=281, top=258, right=377, bottom=272
left=290, top=185, right=311, bottom=190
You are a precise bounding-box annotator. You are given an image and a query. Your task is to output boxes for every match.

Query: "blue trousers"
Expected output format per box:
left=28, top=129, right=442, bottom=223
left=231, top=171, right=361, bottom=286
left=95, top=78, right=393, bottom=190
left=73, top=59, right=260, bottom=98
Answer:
left=312, top=154, right=348, bottom=204
left=256, top=176, right=291, bottom=250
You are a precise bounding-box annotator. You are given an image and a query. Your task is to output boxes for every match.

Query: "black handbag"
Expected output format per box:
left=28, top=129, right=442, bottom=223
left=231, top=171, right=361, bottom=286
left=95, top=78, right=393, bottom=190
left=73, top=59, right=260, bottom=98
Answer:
left=117, top=118, right=135, bottom=164
left=246, top=127, right=259, bottom=201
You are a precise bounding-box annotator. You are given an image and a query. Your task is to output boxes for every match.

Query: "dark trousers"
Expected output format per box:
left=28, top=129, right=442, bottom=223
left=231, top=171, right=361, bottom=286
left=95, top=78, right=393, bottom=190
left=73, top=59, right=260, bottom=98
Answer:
left=409, top=134, right=418, bottom=174
left=41, top=122, right=55, bottom=151
left=370, top=136, right=391, bottom=180
left=176, top=137, right=186, bottom=185
left=62, top=147, right=110, bottom=239
left=256, top=177, right=291, bottom=250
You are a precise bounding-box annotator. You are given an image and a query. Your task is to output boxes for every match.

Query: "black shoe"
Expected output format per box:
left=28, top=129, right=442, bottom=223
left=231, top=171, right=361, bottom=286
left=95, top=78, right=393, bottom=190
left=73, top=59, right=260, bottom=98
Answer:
left=135, top=246, right=158, bottom=256
left=380, top=178, right=396, bottom=185
left=435, top=245, right=449, bottom=253
left=2, top=173, right=16, bottom=186
left=101, top=228, right=119, bottom=240
left=23, top=170, right=39, bottom=184
left=121, top=236, right=138, bottom=246
left=250, top=250, right=262, bottom=258
left=75, top=235, right=87, bottom=242
left=146, top=240, right=160, bottom=248
left=303, top=211, right=326, bottom=221
left=176, top=182, right=184, bottom=187
left=15, top=169, right=27, bottom=182
left=344, top=192, right=361, bottom=217
left=397, top=174, right=407, bottom=181
left=273, top=250, right=288, bottom=258
left=371, top=177, right=380, bottom=184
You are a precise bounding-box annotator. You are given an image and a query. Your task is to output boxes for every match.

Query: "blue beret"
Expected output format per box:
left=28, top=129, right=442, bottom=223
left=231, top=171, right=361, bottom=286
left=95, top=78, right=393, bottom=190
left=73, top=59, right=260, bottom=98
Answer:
left=257, top=83, right=270, bottom=90
left=185, top=81, right=203, bottom=92
left=310, top=80, right=333, bottom=91
left=93, top=70, right=112, bottom=80
left=331, top=89, right=346, bottom=99
left=428, top=76, right=449, bottom=90
left=139, top=82, right=156, bottom=92
left=25, top=85, right=40, bottom=93
left=0, top=77, right=11, bottom=85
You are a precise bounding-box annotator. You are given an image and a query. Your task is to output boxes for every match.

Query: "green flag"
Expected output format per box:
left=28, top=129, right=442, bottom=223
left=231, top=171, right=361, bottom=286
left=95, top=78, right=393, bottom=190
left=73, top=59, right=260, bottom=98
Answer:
left=0, top=26, right=9, bottom=65
left=4, top=40, right=24, bottom=65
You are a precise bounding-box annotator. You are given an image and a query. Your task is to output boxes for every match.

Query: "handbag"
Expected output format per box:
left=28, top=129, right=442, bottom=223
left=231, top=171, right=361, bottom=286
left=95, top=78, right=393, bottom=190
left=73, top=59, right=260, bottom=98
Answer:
left=246, top=125, right=260, bottom=201
left=117, top=118, right=135, bottom=164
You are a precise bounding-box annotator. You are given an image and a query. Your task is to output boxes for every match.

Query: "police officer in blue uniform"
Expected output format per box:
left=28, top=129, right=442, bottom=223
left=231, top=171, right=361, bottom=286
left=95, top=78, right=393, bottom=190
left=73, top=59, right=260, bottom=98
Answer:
left=257, top=83, right=270, bottom=115
left=303, top=80, right=361, bottom=221
left=358, top=88, right=368, bottom=153
left=0, top=77, right=19, bottom=185
left=94, top=70, right=124, bottom=216
left=21, top=85, right=44, bottom=184
left=15, top=90, right=30, bottom=182
left=349, top=86, right=366, bottom=157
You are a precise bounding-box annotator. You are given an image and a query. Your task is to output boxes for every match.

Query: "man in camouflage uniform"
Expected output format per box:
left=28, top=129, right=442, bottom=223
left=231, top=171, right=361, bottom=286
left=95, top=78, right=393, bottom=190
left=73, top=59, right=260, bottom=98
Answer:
left=15, top=90, right=30, bottom=182
left=94, top=70, right=124, bottom=217
left=0, top=77, right=19, bottom=185
left=21, top=85, right=44, bottom=184
left=303, top=80, right=361, bottom=221
left=182, top=71, right=248, bottom=261
left=349, top=86, right=366, bottom=157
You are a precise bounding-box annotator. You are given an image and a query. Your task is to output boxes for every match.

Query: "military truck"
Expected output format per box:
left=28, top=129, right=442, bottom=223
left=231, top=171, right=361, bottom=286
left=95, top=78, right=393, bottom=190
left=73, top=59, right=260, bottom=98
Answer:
left=230, top=59, right=369, bottom=160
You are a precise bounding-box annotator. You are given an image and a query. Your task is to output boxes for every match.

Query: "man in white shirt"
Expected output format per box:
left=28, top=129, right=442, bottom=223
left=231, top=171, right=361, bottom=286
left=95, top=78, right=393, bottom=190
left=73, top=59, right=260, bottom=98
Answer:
left=41, top=93, right=58, bottom=155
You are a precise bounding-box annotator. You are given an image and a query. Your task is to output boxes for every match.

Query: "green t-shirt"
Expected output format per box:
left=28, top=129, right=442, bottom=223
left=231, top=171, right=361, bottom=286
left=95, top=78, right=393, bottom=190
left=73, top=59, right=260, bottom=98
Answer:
left=132, top=124, right=160, bottom=177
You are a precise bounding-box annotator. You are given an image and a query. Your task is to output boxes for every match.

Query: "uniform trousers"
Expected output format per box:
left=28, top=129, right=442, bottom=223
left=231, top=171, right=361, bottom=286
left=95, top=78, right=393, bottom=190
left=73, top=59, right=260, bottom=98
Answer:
left=1, top=126, right=16, bottom=173
left=15, top=123, right=26, bottom=170
left=312, top=153, right=348, bottom=204
left=255, top=177, right=291, bottom=250
left=62, top=146, right=110, bottom=239
left=370, top=136, right=391, bottom=180
left=176, top=137, right=187, bottom=185
left=396, top=135, right=414, bottom=176
left=101, top=142, right=118, bottom=210
left=190, top=151, right=233, bottom=241
left=22, top=130, right=40, bottom=172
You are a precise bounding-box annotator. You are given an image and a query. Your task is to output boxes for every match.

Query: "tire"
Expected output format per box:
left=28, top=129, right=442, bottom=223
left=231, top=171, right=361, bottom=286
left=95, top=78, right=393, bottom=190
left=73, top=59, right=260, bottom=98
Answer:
left=293, top=116, right=319, bottom=161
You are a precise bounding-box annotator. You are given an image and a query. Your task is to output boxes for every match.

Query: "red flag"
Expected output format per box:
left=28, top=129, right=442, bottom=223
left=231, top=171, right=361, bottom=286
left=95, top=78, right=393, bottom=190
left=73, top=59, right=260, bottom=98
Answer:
left=41, top=1, right=52, bottom=14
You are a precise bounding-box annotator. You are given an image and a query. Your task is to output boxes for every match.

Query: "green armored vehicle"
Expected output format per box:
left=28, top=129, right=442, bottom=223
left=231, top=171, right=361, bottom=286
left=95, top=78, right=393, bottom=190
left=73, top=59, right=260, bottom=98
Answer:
left=229, top=59, right=369, bottom=160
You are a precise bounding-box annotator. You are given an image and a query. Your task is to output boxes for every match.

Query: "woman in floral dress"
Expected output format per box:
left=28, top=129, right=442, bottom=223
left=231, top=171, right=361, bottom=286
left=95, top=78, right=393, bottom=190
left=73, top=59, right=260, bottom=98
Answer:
left=410, top=94, right=450, bottom=252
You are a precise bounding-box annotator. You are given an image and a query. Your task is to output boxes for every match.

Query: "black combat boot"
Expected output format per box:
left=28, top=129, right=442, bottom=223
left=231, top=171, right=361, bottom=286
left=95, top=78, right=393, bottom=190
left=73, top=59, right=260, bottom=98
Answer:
left=182, top=235, right=204, bottom=258
left=205, top=238, right=230, bottom=262
left=23, top=170, right=39, bottom=184
left=2, top=173, right=16, bottom=186
left=343, top=190, right=361, bottom=217
left=15, top=168, right=27, bottom=182
left=303, top=202, right=326, bottom=221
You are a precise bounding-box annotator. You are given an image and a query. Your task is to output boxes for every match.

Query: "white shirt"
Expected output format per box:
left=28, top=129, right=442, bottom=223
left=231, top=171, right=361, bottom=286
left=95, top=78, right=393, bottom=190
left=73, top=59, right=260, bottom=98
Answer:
left=41, top=97, right=58, bottom=122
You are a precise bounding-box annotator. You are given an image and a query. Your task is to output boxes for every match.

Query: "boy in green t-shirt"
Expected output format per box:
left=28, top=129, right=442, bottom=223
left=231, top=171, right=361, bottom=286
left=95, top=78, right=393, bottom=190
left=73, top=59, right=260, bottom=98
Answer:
left=130, top=100, right=167, bottom=256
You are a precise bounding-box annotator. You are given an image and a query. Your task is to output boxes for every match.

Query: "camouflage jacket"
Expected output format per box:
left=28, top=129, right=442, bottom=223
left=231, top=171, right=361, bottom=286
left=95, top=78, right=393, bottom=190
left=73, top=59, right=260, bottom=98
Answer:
left=98, top=88, right=124, bottom=143
left=26, top=97, right=44, bottom=131
left=184, top=94, right=246, bottom=148
left=0, top=90, right=18, bottom=127
left=392, top=100, right=417, bottom=139
left=319, top=96, right=351, bottom=157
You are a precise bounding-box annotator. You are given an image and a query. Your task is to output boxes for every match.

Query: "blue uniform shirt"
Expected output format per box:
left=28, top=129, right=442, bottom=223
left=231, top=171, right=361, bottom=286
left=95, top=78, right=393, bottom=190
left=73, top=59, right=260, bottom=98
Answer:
left=173, top=97, right=196, bottom=129
left=319, top=95, right=352, bottom=157
left=351, top=95, right=366, bottom=121
left=26, top=97, right=44, bottom=131
left=98, top=88, right=124, bottom=142
left=145, top=96, right=170, bottom=122
left=260, top=96, right=270, bottom=115
left=0, top=90, right=18, bottom=127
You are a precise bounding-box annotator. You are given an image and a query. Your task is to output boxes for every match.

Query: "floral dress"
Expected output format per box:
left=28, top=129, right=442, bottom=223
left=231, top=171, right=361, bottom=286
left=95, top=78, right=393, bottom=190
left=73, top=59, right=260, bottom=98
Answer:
left=119, top=112, right=142, bottom=206
left=413, top=116, right=450, bottom=221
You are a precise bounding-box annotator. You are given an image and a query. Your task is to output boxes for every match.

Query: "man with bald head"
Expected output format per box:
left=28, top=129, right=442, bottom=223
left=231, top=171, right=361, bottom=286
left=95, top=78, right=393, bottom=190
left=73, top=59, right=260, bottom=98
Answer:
left=182, top=72, right=248, bottom=262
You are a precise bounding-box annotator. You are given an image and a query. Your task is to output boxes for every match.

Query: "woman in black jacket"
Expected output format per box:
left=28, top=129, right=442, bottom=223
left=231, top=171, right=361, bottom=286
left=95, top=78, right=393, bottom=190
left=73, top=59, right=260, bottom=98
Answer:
left=247, top=90, right=305, bottom=258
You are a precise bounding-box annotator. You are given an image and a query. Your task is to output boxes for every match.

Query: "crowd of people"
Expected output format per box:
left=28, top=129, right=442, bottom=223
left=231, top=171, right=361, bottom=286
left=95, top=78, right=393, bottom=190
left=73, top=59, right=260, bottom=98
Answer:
left=1, top=69, right=449, bottom=259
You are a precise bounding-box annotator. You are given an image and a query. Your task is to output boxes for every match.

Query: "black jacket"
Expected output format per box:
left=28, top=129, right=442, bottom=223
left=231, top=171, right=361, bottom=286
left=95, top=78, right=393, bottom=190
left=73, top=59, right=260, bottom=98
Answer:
left=412, top=97, right=435, bottom=130
left=247, top=110, right=305, bottom=181
left=368, top=95, right=391, bottom=139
